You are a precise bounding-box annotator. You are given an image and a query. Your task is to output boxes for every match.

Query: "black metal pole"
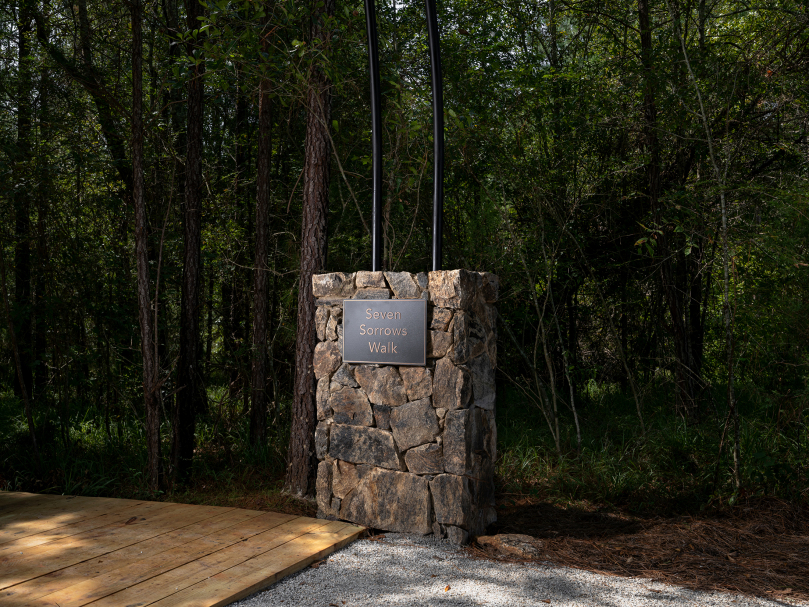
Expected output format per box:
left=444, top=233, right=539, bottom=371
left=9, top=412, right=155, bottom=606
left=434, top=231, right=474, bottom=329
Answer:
left=364, top=0, right=384, bottom=271
left=425, top=0, right=444, bottom=272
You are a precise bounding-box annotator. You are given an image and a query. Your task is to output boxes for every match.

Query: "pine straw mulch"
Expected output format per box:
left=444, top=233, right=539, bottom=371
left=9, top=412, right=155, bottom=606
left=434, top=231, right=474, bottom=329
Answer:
left=469, top=496, right=809, bottom=603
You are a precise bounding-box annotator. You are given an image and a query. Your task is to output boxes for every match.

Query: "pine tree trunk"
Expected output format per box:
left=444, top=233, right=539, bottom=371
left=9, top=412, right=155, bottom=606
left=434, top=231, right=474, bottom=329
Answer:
left=285, top=0, right=335, bottom=496
left=132, top=0, right=160, bottom=491
left=250, top=72, right=273, bottom=446
left=174, top=0, right=206, bottom=482
left=638, top=0, right=700, bottom=423
left=13, top=3, right=33, bottom=402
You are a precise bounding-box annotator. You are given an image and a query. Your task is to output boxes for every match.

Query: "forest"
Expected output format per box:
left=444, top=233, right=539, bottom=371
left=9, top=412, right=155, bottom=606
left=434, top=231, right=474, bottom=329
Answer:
left=0, top=0, right=807, bottom=516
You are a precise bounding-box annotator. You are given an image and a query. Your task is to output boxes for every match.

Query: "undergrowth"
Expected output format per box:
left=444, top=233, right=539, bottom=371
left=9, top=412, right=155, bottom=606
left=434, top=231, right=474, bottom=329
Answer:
left=495, top=381, right=809, bottom=516
left=2, top=378, right=807, bottom=518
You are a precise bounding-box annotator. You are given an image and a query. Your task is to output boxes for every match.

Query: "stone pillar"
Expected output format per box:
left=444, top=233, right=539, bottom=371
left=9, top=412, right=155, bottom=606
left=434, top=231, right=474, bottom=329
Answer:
left=312, top=270, right=498, bottom=545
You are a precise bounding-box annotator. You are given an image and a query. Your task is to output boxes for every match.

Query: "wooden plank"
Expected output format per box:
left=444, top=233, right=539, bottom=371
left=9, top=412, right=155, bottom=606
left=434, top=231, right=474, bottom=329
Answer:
left=0, top=508, right=268, bottom=603
left=26, top=512, right=297, bottom=607
left=149, top=522, right=365, bottom=607
left=0, top=501, right=174, bottom=566
left=75, top=517, right=335, bottom=607
left=0, top=496, right=144, bottom=544
left=0, top=503, right=228, bottom=590
left=0, top=500, right=155, bottom=552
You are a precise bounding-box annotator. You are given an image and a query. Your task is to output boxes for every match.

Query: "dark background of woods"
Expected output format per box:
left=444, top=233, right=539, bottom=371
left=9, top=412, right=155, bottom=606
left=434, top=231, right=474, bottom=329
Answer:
left=1, top=0, right=807, bottom=513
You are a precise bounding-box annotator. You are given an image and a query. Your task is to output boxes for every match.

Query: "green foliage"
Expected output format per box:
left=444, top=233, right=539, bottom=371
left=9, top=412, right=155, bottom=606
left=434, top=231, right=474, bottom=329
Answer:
left=497, top=383, right=809, bottom=514
left=0, top=0, right=807, bottom=506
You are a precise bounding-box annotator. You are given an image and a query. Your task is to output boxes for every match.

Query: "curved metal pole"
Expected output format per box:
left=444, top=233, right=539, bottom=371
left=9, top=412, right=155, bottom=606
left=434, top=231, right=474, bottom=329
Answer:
left=425, top=0, right=444, bottom=272
left=364, top=0, right=384, bottom=271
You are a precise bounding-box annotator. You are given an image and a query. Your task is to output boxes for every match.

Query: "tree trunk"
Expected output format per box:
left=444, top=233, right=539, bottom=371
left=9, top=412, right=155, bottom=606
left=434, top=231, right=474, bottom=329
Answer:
left=174, top=0, right=206, bottom=482
left=132, top=0, right=160, bottom=492
left=285, top=0, right=335, bottom=496
left=250, top=69, right=274, bottom=446
left=638, top=0, right=700, bottom=422
left=13, top=3, right=33, bottom=403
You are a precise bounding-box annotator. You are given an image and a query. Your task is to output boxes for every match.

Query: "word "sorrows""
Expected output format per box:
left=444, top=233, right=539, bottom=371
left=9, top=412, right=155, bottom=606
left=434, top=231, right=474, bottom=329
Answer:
left=359, top=325, right=408, bottom=336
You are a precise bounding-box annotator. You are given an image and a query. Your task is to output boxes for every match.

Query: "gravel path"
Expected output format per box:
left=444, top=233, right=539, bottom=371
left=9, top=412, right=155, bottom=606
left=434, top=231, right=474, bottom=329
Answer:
left=234, top=534, right=804, bottom=607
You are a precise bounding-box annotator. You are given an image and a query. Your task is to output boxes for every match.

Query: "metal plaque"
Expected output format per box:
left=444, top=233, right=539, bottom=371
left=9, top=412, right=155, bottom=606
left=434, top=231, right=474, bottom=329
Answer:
left=342, top=299, right=426, bottom=366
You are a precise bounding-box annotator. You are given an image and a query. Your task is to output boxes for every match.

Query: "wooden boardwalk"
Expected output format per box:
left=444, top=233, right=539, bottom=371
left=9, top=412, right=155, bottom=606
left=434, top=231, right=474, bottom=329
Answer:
left=0, top=492, right=364, bottom=607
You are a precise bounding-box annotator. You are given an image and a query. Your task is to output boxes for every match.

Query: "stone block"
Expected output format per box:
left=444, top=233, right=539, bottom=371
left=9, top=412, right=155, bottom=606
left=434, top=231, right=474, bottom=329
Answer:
left=315, top=421, right=330, bottom=459
left=433, top=357, right=472, bottom=411
left=430, top=473, right=471, bottom=528
left=430, top=307, right=453, bottom=331
left=332, top=363, right=359, bottom=388
left=313, top=341, right=341, bottom=380
left=400, top=366, right=432, bottom=401
left=353, top=287, right=391, bottom=300
left=404, top=443, right=443, bottom=475
left=416, top=272, right=429, bottom=290
left=428, top=270, right=477, bottom=309
left=316, top=377, right=331, bottom=420
left=329, top=424, right=401, bottom=470
left=477, top=534, right=543, bottom=559
left=356, top=271, right=386, bottom=288
left=373, top=404, right=391, bottom=430
left=326, top=314, right=339, bottom=341
left=469, top=352, right=496, bottom=410
left=384, top=272, right=420, bottom=299
left=332, top=459, right=361, bottom=499
left=443, top=409, right=472, bottom=476
left=446, top=526, right=469, bottom=546
left=448, top=311, right=470, bottom=364
left=432, top=521, right=446, bottom=538
left=390, top=398, right=439, bottom=451
left=340, top=467, right=432, bottom=534
left=479, top=272, right=499, bottom=303
left=316, top=306, right=329, bottom=342
left=467, top=314, right=487, bottom=359
left=329, top=387, right=373, bottom=426
left=313, top=272, right=355, bottom=298
left=354, top=366, right=407, bottom=407
left=427, top=330, right=452, bottom=358
left=316, top=460, right=333, bottom=517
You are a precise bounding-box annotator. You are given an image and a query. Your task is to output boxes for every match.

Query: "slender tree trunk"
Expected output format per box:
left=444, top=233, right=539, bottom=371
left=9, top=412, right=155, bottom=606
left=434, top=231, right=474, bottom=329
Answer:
left=250, top=69, right=274, bottom=445
left=13, top=4, right=33, bottom=402
left=132, top=0, right=160, bottom=491
left=285, top=0, right=335, bottom=496
left=638, top=0, right=699, bottom=423
left=174, top=0, right=206, bottom=482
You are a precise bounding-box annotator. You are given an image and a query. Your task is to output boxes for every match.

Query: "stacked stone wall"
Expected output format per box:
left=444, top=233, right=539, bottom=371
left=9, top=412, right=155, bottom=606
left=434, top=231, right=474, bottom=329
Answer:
left=312, top=269, right=498, bottom=545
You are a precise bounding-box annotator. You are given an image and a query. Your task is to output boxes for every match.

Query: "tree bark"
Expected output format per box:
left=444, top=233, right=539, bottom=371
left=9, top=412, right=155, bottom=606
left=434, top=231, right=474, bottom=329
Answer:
left=132, top=0, right=160, bottom=492
left=13, top=3, right=33, bottom=402
left=638, top=0, right=700, bottom=422
left=174, top=0, right=206, bottom=482
left=285, top=0, right=335, bottom=496
left=250, top=66, right=274, bottom=446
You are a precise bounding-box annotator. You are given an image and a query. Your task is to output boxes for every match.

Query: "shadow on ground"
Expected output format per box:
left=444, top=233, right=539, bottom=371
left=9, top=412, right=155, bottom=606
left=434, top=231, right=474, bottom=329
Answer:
left=477, top=496, right=808, bottom=603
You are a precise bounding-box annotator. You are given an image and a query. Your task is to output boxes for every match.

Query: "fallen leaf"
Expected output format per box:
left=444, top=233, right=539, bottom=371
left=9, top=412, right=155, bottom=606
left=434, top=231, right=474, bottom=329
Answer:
left=329, top=604, right=339, bottom=606
left=444, top=586, right=451, bottom=592
left=310, top=560, right=324, bottom=569
left=431, top=574, right=437, bottom=578
left=541, top=600, right=551, bottom=604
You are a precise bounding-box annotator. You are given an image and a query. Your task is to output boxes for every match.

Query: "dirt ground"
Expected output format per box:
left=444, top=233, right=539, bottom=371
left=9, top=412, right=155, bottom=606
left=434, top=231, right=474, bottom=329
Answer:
left=475, top=495, right=809, bottom=603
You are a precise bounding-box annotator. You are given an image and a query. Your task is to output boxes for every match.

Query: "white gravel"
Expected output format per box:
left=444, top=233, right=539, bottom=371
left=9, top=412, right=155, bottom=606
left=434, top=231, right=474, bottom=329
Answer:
left=234, top=533, right=804, bottom=607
